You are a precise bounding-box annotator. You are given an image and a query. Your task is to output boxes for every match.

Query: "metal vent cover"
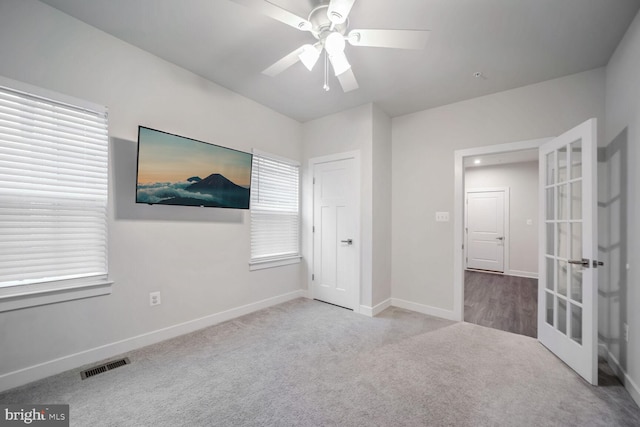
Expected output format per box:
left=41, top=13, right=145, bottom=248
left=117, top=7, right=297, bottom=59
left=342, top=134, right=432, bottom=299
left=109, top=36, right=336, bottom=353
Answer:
left=81, top=357, right=130, bottom=380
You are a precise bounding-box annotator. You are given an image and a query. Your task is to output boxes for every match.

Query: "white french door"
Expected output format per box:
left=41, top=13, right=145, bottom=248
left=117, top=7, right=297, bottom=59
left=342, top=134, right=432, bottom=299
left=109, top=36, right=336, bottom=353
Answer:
left=538, top=118, right=599, bottom=385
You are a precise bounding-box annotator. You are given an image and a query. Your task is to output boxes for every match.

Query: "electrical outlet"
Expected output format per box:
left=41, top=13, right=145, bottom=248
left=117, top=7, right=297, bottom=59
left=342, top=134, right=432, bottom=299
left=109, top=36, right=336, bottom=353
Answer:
left=149, top=291, right=161, bottom=307
left=624, top=323, right=629, bottom=343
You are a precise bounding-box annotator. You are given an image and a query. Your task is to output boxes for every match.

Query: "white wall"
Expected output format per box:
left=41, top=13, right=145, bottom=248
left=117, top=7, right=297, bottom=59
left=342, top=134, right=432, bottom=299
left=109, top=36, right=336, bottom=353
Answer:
left=0, top=0, right=303, bottom=388
left=465, top=160, right=539, bottom=277
left=300, top=103, right=391, bottom=314
left=371, top=105, right=392, bottom=307
left=603, top=8, right=640, bottom=405
left=301, top=104, right=374, bottom=310
left=392, top=67, right=606, bottom=315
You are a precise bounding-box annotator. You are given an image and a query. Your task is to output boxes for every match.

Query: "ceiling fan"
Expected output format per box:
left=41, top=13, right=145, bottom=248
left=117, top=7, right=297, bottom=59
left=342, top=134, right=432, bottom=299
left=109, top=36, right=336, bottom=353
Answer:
left=232, top=0, right=431, bottom=92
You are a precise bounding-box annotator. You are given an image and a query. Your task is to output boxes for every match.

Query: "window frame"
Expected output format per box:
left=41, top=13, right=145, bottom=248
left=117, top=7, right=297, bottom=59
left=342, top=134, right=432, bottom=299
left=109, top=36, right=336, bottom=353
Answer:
left=0, top=76, right=112, bottom=312
left=249, top=149, right=301, bottom=271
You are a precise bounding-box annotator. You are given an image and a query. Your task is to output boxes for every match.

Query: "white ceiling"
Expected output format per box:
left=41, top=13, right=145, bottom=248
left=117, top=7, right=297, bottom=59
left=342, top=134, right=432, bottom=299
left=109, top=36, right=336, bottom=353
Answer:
left=38, top=0, right=640, bottom=122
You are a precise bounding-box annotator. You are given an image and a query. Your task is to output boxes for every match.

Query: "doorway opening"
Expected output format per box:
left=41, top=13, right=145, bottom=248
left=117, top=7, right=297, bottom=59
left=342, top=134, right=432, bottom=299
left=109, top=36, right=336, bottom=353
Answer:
left=463, top=151, right=538, bottom=337
left=453, top=139, right=550, bottom=337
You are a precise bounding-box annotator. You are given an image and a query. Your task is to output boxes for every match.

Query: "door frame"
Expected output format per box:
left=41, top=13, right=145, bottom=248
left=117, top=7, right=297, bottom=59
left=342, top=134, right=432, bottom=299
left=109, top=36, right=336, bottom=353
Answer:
left=465, top=187, right=510, bottom=273
left=453, top=138, right=551, bottom=321
left=308, top=150, right=361, bottom=313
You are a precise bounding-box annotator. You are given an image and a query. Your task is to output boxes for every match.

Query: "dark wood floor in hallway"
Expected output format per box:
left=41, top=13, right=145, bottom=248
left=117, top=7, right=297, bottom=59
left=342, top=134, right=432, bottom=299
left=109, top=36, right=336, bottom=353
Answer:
left=464, top=270, right=538, bottom=338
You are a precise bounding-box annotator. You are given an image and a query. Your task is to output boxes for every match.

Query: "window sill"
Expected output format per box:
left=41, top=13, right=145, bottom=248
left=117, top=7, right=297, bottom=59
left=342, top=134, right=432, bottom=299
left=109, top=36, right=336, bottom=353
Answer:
left=0, top=280, right=113, bottom=313
left=249, top=256, right=301, bottom=271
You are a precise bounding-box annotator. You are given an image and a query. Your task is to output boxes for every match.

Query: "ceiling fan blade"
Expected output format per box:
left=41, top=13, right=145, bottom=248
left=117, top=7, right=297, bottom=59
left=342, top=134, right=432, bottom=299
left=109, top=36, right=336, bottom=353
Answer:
left=336, top=67, right=359, bottom=93
left=327, top=0, right=356, bottom=25
left=232, top=0, right=312, bottom=31
left=328, top=52, right=351, bottom=77
left=348, top=29, right=431, bottom=49
left=262, top=46, right=305, bottom=77
left=299, top=44, right=322, bottom=71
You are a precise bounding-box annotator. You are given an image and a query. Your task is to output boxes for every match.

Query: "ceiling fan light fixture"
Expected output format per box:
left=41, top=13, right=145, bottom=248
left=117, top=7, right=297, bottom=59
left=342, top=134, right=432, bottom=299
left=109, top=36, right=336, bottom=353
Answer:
left=299, top=44, right=321, bottom=71
left=330, top=52, right=351, bottom=76
left=325, top=32, right=346, bottom=55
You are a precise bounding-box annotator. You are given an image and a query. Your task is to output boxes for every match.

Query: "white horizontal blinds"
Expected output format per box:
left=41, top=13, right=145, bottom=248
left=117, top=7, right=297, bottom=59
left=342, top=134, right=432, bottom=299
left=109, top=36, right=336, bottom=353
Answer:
left=0, top=84, right=109, bottom=288
left=250, top=152, right=300, bottom=261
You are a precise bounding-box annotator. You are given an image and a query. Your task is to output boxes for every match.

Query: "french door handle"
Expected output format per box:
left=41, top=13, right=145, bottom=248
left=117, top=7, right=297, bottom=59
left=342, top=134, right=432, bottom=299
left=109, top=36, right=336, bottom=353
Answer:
left=568, top=258, right=590, bottom=267
left=341, top=239, right=353, bottom=245
left=568, top=259, right=604, bottom=267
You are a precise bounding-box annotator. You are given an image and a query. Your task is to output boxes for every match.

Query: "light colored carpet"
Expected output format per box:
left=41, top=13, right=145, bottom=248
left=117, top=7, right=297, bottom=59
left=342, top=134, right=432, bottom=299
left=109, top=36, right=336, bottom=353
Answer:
left=1, top=298, right=639, bottom=426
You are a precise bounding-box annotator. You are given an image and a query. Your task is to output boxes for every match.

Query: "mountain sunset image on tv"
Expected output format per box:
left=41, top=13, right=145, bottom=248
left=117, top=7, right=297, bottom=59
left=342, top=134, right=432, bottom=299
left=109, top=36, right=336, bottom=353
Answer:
left=135, top=127, right=252, bottom=209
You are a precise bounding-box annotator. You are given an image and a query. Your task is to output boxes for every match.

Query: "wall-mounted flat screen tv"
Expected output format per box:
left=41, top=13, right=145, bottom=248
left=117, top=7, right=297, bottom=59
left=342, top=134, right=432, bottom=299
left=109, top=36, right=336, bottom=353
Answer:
left=135, top=126, right=252, bottom=209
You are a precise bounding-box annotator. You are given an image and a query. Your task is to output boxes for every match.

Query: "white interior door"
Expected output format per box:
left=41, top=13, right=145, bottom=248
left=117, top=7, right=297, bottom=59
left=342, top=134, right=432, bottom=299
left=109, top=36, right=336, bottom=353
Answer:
left=312, top=158, right=358, bottom=309
left=466, top=190, right=505, bottom=272
left=538, top=118, right=599, bottom=385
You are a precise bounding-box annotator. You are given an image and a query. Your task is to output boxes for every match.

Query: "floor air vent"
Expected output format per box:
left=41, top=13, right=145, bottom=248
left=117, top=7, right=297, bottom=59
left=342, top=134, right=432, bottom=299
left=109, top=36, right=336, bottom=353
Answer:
left=81, top=357, right=130, bottom=380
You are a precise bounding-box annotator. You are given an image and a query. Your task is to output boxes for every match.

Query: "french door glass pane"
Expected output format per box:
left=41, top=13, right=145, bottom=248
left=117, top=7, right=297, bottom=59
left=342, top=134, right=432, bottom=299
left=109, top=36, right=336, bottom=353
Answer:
left=570, top=264, right=583, bottom=303
left=571, top=181, right=582, bottom=219
left=546, top=223, right=554, bottom=255
left=558, top=260, right=568, bottom=296
left=546, top=187, right=555, bottom=220
left=558, top=297, right=567, bottom=334
left=558, top=222, right=568, bottom=258
left=558, top=147, right=568, bottom=182
left=570, top=303, right=582, bottom=344
left=546, top=292, right=554, bottom=325
left=546, top=151, right=556, bottom=185
left=546, top=257, right=554, bottom=290
left=558, top=184, right=568, bottom=220
left=571, top=140, right=582, bottom=179
left=571, top=222, right=582, bottom=261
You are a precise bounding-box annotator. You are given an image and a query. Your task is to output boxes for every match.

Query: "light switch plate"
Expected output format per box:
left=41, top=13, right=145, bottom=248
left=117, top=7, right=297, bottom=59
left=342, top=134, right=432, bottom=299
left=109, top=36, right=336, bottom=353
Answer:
left=435, top=212, right=450, bottom=222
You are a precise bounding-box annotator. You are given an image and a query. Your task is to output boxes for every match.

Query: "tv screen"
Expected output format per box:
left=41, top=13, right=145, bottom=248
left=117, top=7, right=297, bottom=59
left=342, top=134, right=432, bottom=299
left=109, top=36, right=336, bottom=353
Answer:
left=135, top=126, right=253, bottom=209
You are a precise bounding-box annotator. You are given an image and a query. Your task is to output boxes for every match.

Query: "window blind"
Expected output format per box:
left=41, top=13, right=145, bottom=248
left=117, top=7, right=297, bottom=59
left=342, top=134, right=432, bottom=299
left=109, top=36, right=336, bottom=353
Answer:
left=250, top=151, right=300, bottom=263
left=0, top=83, right=109, bottom=288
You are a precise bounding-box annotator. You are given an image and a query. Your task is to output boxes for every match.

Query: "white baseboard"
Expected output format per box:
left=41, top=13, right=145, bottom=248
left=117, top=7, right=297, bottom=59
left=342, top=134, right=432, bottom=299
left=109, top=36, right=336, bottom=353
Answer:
left=360, top=298, right=392, bottom=317
left=605, top=349, right=640, bottom=407
left=391, top=298, right=458, bottom=321
left=507, top=270, right=539, bottom=279
left=0, top=289, right=306, bottom=393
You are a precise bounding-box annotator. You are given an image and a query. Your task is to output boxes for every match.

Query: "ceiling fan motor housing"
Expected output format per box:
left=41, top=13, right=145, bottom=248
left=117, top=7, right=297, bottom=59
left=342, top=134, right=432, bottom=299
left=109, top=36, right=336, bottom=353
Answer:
left=308, top=5, right=348, bottom=40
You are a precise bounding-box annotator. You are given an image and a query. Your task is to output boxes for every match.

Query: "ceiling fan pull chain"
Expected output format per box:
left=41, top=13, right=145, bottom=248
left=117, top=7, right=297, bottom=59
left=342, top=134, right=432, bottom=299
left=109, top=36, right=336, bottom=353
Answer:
left=323, top=50, right=330, bottom=91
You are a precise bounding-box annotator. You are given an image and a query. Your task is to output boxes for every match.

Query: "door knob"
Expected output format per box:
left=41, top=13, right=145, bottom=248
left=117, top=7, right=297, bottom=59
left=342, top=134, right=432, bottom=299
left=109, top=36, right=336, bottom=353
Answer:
left=496, top=237, right=504, bottom=241
left=341, top=239, right=353, bottom=245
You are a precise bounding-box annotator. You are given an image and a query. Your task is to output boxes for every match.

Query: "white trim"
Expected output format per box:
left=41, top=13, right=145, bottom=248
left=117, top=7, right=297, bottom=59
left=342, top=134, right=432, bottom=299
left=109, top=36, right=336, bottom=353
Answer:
left=309, top=150, right=362, bottom=313
left=360, top=298, right=392, bottom=317
left=0, top=290, right=305, bottom=393
left=0, top=280, right=112, bottom=313
left=308, top=150, right=361, bottom=166
left=465, top=187, right=510, bottom=273
left=507, top=269, right=539, bottom=279
left=605, top=350, right=640, bottom=407
left=391, top=298, right=458, bottom=321
left=454, top=138, right=552, bottom=322
left=249, top=256, right=301, bottom=271
left=249, top=150, right=301, bottom=266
